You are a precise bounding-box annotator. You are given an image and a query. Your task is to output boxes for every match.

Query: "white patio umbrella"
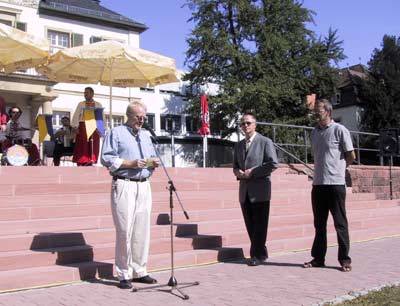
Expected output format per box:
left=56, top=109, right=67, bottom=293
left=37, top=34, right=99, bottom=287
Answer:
left=0, top=23, right=49, bottom=74
left=37, top=40, right=179, bottom=127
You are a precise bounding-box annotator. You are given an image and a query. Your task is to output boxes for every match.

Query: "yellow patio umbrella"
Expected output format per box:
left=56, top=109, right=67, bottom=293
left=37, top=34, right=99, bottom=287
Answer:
left=0, top=23, right=49, bottom=74
left=37, top=40, right=179, bottom=127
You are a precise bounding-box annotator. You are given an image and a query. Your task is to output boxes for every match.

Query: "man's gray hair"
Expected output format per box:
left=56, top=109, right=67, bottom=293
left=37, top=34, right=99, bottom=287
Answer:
left=126, top=101, right=146, bottom=116
left=317, top=99, right=333, bottom=115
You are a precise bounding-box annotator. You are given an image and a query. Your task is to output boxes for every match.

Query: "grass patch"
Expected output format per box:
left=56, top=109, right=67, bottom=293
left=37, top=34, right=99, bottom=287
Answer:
left=325, top=285, right=400, bottom=305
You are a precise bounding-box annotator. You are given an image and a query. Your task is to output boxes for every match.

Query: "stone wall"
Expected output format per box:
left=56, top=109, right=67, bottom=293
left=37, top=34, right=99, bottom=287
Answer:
left=285, top=164, right=400, bottom=200
left=347, top=165, right=400, bottom=199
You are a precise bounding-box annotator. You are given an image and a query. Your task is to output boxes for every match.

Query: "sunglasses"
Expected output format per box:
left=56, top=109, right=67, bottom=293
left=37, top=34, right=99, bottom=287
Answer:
left=135, top=116, right=147, bottom=121
left=240, top=121, right=253, bottom=126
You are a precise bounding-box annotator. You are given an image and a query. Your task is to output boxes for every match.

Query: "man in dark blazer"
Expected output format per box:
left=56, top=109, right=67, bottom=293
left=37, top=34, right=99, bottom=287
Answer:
left=233, top=112, right=279, bottom=266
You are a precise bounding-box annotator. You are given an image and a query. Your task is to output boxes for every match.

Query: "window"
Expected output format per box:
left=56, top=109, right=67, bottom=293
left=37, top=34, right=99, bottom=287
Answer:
left=48, top=30, right=70, bottom=53
left=146, top=113, right=155, bottom=130
left=0, top=19, right=12, bottom=26
left=52, top=111, right=71, bottom=129
left=0, top=10, right=15, bottom=27
left=160, top=114, right=181, bottom=133
left=185, top=116, right=198, bottom=133
left=105, top=115, right=125, bottom=128
left=331, top=93, right=341, bottom=105
left=90, top=36, right=102, bottom=44
left=140, top=87, right=155, bottom=93
left=90, top=36, right=125, bottom=44
left=0, top=10, right=26, bottom=30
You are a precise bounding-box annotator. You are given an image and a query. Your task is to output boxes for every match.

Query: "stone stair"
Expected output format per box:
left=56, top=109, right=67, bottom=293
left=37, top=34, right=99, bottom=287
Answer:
left=0, top=165, right=399, bottom=291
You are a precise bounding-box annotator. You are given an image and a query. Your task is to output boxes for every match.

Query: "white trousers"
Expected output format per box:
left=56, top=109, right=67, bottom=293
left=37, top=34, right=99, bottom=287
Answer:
left=110, top=179, right=152, bottom=280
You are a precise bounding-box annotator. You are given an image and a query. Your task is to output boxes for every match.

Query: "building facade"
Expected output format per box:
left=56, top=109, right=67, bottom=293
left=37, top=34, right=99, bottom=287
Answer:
left=331, top=64, right=367, bottom=132
left=0, top=0, right=229, bottom=166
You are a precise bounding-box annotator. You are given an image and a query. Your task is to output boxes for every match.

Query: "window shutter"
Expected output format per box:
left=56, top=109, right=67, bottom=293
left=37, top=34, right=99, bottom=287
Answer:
left=16, top=22, right=26, bottom=32
left=90, top=36, right=102, bottom=44
left=72, top=33, right=83, bottom=47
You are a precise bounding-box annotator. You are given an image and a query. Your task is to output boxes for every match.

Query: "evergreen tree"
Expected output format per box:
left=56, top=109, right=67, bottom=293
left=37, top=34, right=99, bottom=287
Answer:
left=184, top=0, right=345, bottom=137
left=360, top=35, right=400, bottom=132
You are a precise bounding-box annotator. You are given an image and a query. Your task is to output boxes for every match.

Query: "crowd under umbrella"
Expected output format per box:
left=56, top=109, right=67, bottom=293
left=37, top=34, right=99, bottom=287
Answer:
left=0, top=23, right=49, bottom=74
left=37, top=40, right=179, bottom=128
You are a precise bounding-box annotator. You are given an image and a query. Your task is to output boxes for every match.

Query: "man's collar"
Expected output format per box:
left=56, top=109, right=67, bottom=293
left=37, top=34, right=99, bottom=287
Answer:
left=317, top=120, right=334, bottom=130
left=124, top=123, right=141, bottom=136
left=246, top=132, right=257, bottom=142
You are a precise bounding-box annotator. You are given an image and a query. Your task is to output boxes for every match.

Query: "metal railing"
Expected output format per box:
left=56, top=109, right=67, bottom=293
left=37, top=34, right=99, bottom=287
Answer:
left=257, top=121, right=381, bottom=166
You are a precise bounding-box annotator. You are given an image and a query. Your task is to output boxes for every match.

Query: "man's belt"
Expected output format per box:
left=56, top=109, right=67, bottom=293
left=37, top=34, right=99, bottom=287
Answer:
left=113, top=176, right=148, bottom=182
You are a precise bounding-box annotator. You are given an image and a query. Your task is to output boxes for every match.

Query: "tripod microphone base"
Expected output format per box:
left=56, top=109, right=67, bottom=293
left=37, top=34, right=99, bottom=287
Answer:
left=168, top=276, right=177, bottom=287
left=133, top=279, right=200, bottom=300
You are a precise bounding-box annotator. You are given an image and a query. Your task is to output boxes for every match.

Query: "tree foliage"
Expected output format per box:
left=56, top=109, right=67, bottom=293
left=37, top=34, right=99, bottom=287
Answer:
left=360, top=35, right=400, bottom=132
left=183, top=0, right=345, bottom=137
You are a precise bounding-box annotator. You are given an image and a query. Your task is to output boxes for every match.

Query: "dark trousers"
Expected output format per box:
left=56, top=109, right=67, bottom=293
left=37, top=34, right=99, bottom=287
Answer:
left=53, top=143, right=74, bottom=166
left=311, top=185, right=351, bottom=265
left=240, top=193, right=270, bottom=259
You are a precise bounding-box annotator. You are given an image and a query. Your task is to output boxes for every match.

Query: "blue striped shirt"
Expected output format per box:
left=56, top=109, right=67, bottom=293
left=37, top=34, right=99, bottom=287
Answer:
left=101, top=124, right=156, bottom=179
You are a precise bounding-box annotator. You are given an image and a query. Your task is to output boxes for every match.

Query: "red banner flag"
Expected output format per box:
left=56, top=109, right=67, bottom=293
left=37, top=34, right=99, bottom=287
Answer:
left=198, top=93, right=210, bottom=135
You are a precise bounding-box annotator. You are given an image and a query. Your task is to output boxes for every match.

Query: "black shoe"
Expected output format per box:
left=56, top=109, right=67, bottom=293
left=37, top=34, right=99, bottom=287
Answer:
left=303, top=259, right=325, bottom=268
left=131, top=275, right=157, bottom=284
left=258, top=256, right=267, bottom=262
left=119, top=279, right=133, bottom=289
left=247, top=257, right=261, bottom=266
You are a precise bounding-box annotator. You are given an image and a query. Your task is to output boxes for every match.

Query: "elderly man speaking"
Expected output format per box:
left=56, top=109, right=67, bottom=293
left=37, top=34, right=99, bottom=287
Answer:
left=101, top=101, right=160, bottom=290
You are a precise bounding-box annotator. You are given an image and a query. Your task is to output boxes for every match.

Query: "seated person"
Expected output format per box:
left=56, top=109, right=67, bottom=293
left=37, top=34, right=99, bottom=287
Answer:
left=0, top=97, right=8, bottom=153
left=51, top=116, right=76, bottom=166
left=1, top=106, right=40, bottom=165
left=0, top=97, right=7, bottom=131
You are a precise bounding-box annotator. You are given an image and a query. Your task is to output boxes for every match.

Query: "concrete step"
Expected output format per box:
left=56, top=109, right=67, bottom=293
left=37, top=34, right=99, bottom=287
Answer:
left=1, top=210, right=398, bottom=274
left=0, top=165, right=398, bottom=293
left=0, top=261, right=114, bottom=292
left=0, top=225, right=398, bottom=292
left=1, top=223, right=399, bottom=292
left=0, top=199, right=398, bottom=242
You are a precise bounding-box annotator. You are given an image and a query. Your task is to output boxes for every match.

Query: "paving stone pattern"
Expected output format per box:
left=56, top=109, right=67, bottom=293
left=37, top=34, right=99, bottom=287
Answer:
left=0, top=236, right=399, bottom=306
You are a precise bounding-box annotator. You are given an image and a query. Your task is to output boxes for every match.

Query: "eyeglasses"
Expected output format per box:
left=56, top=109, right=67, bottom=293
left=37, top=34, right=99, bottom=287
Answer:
left=135, top=116, right=147, bottom=122
left=240, top=121, right=253, bottom=127
left=314, top=109, right=326, bottom=114
left=11, top=111, right=20, bottom=114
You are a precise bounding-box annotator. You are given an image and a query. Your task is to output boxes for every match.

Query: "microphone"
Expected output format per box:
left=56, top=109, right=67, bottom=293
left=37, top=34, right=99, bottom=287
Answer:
left=142, top=122, right=158, bottom=141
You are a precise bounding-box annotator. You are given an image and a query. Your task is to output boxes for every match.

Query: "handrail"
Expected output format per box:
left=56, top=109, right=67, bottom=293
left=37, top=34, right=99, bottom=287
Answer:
left=256, top=121, right=382, bottom=166
left=274, top=143, right=314, bottom=179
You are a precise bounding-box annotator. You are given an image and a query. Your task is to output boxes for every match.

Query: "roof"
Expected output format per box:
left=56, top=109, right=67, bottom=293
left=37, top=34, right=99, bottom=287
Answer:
left=334, top=64, right=369, bottom=108
left=39, top=0, right=148, bottom=33
left=337, top=64, right=367, bottom=88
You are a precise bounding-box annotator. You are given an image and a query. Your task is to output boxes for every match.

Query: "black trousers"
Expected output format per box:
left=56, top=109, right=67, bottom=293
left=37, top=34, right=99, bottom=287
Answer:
left=311, top=185, right=351, bottom=265
left=53, top=143, right=74, bottom=166
left=240, top=193, right=270, bottom=260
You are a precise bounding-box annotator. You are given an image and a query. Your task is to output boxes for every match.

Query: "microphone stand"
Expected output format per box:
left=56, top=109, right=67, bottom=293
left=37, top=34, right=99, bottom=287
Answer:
left=133, top=127, right=199, bottom=299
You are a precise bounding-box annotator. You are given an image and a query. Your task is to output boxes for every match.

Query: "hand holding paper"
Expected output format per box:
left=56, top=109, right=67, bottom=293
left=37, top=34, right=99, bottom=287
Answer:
left=146, top=158, right=160, bottom=168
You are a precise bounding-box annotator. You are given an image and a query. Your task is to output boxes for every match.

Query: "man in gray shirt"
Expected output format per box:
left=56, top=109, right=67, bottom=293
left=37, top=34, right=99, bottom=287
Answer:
left=304, top=99, right=355, bottom=272
left=101, top=101, right=160, bottom=289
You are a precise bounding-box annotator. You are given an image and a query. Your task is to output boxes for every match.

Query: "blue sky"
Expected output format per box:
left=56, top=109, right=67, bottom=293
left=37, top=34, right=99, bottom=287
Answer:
left=102, top=0, right=400, bottom=70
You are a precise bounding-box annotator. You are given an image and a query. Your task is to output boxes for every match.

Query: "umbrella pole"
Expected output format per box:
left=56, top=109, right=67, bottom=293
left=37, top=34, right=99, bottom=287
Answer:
left=202, top=135, right=208, bottom=168
left=109, top=68, right=113, bottom=130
